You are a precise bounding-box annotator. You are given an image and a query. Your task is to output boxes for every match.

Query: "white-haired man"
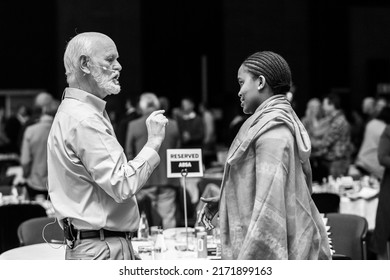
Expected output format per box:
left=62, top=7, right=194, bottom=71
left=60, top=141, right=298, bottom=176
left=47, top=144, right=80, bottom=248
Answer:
left=48, top=32, right=168, bottom=260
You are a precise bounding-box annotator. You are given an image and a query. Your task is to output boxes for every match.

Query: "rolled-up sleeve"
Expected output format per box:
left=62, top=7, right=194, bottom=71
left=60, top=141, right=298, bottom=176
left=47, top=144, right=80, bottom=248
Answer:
left=72, top=117, right=160, bottom=203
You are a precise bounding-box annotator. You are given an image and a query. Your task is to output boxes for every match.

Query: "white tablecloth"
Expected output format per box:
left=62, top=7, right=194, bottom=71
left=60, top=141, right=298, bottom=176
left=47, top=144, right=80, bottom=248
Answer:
left=0, top=243, right=66, bottom=260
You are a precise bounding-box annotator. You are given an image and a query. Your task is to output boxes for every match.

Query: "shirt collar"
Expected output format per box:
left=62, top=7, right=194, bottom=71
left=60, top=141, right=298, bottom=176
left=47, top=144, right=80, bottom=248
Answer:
left=64, top=87, right=107, bottom=113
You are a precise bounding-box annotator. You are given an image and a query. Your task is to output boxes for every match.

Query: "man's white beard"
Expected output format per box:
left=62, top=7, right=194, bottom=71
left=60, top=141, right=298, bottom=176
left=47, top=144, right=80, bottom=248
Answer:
left=93, top=71, right=121, bottom=95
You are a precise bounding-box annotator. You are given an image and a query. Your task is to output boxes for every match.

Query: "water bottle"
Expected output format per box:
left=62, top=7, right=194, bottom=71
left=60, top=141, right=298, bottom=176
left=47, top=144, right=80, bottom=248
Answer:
left=154, top=228, right=167, bottom=251
left=137, top=211, right=149, bottom=240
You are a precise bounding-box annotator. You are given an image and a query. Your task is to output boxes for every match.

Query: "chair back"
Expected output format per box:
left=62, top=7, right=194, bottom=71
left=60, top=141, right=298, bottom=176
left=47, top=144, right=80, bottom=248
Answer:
left=0, top=204, right=47, bottom=253
left=17, top=216, right=64, bottom=246
left=312, top=193, right=340, bottom=213
left=326, top=213, right=368, bottom=260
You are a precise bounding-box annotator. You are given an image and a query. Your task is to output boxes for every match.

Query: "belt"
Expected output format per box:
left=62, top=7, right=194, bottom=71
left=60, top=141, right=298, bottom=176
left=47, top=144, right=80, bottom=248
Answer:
left=77, top=229, right=134, bottom=241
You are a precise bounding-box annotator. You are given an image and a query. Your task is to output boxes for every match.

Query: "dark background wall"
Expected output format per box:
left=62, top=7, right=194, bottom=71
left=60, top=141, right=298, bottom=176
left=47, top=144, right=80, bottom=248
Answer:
left=223, top=0, right=310, bottom=119
left=0, top=0, right=57, bottom=94
left=350, top=6, right=390, bottom=104
left=1, top=0, right=390, bottom=127
left=139, top=0, right=223, bottom=109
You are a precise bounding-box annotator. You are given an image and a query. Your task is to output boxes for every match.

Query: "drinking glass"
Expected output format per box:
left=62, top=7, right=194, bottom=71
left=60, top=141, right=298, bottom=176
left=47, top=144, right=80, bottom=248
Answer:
left=138, top=245, right=155, bottom=260
left=150, top=226, right=159, bottom=244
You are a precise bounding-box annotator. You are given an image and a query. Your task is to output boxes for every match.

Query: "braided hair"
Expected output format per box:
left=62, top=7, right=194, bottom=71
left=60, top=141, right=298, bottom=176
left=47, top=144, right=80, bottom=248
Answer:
left=242, top=51, right=292, bottom=95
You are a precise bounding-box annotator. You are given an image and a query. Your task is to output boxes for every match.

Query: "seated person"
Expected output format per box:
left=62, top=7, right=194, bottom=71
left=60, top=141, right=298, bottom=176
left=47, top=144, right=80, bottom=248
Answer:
left=352, top=106, right=390, bottom=180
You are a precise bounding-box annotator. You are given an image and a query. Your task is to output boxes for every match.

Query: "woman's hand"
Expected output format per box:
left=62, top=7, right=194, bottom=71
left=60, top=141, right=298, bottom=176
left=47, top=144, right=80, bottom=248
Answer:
left=197, top=196, right=220, bottom=230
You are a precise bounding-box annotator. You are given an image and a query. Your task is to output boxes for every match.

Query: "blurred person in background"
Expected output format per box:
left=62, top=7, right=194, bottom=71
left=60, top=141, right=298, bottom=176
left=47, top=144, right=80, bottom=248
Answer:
left=301, top=97, right=330, bottom=182
left=4, top=104, right=31, bottom=154
left=311, top=93, right=352, bottom=179
left=199, top=102, right=217, bottom=167
left=374, top=96, right=388, bottom=118
left=17, top=92, right=53, bottom=151
left=126, top=93, right=180, bottom=229
left=116, top=95, right=140, bottom=147
left=226, top=103, right=248, bottom=146
left=361, top=96, right=376, bottom=123
left=23, top=92, right=53, bottom=128
left=176, top=97, right=204, bottom=148
left=285, top=82, right=298, bottom=112
left=301, top=97, right=328, bottom=141
left=175, top=97, right=206, bottom=207
left=352, top=106, right=390, bottom=180
left=158, top=96, right=173, bottom=118
left=199, top=51, right=330, bottom=260
left=21, top=99, right=59, bottom=200
left=47, top=32, right=168, bottom=260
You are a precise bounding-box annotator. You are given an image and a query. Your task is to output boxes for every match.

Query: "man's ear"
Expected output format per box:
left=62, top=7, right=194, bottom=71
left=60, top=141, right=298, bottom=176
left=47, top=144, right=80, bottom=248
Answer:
left=257, top=75, right=266, bottom=91
left=79, top=55, right=91, bottom=75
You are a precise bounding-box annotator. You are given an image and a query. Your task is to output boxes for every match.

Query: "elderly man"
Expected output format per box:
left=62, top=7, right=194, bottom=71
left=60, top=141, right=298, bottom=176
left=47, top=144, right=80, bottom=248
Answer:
left=47, top=32, right=168, bottom=260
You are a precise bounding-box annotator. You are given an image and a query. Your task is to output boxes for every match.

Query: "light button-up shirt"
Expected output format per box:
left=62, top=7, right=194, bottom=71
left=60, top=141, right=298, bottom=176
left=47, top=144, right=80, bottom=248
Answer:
left=47, top=88, right=160, bottom=231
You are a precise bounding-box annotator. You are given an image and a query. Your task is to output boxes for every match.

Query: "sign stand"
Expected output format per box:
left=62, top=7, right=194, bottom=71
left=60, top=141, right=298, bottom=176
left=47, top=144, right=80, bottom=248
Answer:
left=181, top=168, right=189, bottom=250
left=166, top=148, right=204, bottom=252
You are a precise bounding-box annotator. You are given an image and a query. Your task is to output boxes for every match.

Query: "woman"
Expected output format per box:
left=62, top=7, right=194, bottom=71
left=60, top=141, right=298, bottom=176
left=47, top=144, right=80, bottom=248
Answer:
left=301, top=98, right=329, bottom=141
left=199, top=51, right=331, bottom=259
left=372, top=123, right=390, bottom=259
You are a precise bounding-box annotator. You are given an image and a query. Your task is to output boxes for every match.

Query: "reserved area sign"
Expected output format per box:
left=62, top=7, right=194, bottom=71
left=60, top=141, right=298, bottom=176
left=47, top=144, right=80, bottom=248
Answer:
left=167, top=149, right=203, bottom=178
